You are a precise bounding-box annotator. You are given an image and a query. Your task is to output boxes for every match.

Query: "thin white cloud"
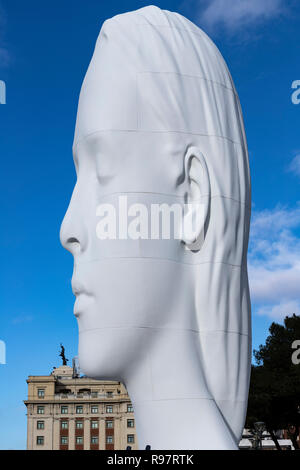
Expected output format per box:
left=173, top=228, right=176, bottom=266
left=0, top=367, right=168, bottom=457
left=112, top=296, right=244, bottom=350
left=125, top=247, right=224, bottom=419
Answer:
left=288, top=154, right=300, bottom=178
left=198, top=0, right=285, bottom=33
left=12, top=315, right=34, bottom=325
left=249, top=204, right=300, bottom=321
left=249, top=264, right=300, bottom=303
left=256, top=301, right=300, bottom=320
left=250, top=204, right=300, bottom=238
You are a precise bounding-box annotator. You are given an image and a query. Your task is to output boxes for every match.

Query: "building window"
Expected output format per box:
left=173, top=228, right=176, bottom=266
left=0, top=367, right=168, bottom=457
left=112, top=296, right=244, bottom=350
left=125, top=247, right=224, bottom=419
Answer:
left=106, top=391, right=113, bottom=397
left=106, top=436, right=113, bottom=444
left=76, top=436, right=83, bottom=445
left=61, top=406, right=68, bottom=414
left=106, top=420, right=113, bottom=429
left=61, top=437, right=68, bottom=445
left=37, top=406, right=44, bottom=414
left=37, top=421, right=44, bottom=430
left=127, top=434, right=135, bottom=444
left=91, top=391, right=98, bottom=398
left=37, top=389, right=45, bottom=398
left=61, top=421, right=68, bottom=429
left=127, top=404, right=134, bottom=412
left=127, top=419, right=134, bottom=428
left=91, top=420, right=99, bottom=429
left=106, top=405, right=113, bottom=413
left=36, top=436, right=44, bottom=445
left=76, top=420, right=83, bottom=429
left=76, top=405, right=83, bottom=414
left=91, top=436, right=98, bottom=444
left=91, top=405, right=98, bottom=414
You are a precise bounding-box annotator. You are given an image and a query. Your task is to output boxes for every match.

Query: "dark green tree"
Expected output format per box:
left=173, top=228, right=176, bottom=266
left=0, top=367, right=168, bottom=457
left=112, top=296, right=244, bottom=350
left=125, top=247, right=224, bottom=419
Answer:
left=246, top=314, right=300, bottom=450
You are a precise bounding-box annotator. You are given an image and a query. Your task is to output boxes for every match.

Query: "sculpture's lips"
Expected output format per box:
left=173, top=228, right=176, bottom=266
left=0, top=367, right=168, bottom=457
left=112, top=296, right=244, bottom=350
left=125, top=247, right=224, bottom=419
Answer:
left=71, top=279, right=90, bottom=297
left=74, top=294, right=93, bottom=317
left=72, top=279, right=93, bottom=317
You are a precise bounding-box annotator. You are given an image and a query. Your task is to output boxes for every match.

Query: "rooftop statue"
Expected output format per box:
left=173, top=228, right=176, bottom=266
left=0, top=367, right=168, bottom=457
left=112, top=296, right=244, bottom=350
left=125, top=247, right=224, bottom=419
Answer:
left=59, top=343, right=69, bottom=366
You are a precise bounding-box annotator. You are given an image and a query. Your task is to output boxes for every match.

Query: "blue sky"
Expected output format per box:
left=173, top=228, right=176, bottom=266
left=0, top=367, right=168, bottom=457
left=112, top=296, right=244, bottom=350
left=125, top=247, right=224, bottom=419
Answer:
left=0, top=0, right=299, bottom=449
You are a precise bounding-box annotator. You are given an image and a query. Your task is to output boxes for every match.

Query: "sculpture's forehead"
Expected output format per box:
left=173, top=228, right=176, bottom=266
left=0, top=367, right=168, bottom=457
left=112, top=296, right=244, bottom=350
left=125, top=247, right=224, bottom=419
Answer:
left=73, top=16, right=241, bottom=148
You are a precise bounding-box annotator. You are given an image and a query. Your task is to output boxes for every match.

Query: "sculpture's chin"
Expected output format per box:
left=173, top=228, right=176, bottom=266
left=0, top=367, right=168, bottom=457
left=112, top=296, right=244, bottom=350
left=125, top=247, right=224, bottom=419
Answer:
left=77, top=327, right=148, bottom=381
left=78, top=330, right=118, bottom=380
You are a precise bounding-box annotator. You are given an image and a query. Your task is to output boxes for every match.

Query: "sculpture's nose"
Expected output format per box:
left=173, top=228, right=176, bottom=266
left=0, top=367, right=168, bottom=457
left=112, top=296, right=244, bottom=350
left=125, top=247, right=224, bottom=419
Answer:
left=60, top=214, right=81, bottom=256
left=60, top=185, right=86, bottom=256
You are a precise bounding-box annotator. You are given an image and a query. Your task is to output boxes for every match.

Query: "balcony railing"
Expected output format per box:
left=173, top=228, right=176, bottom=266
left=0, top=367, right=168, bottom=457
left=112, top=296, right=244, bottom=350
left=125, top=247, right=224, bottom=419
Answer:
left=53, top=392, right=128, bottom=400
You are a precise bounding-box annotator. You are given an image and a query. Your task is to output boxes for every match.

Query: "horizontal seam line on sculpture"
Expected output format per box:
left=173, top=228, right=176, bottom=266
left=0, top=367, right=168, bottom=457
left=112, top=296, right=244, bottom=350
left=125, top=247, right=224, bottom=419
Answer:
left=80, top=327, right=251, bottom=337
left=131, top=398, right=248, bottom=403
left=73, top=130, right=242, bottom=150
left=92, top=191, right=250, bottom=207
left=138, top=70, right=237, bottom=94
left=110, top=17, right=235, bottom=81
left=75, top=258, right=243, bottom=267
left=131, top=398, right=215, bottom=403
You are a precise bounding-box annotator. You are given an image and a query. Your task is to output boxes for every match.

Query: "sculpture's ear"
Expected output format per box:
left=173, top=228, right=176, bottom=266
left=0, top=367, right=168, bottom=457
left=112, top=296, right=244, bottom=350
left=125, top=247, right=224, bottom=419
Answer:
left=181, top=146, right=210, bottom=250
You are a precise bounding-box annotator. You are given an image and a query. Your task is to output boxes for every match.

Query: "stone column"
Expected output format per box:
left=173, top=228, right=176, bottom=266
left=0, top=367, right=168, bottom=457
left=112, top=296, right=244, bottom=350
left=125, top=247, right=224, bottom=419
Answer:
left=53, top=418, right=60, bottom=450
left=84, top=417, right=90, bottom=450
left=27, top=414, right=33, bottom=450
left=114, top=416, right=122, bottom=450
left=99, top=418, right=106, bottom=450
left=69, top=418, right=75, bottom=450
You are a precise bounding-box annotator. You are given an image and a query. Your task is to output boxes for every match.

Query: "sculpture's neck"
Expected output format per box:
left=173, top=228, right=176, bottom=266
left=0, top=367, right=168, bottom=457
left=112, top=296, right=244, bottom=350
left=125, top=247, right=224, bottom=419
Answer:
left=124, top=328, right=237, bottom=450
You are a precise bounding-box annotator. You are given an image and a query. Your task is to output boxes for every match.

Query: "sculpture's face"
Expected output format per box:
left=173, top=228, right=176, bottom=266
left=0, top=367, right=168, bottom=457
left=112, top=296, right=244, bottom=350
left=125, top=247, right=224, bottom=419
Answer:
left=60, top=83, right=197, bottom=379
left=60, top=10, right=248, bottom=384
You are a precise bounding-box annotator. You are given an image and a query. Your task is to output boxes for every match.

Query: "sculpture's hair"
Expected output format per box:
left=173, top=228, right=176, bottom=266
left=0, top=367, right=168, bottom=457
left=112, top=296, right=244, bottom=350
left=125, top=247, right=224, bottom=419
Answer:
left=76, top=5, right=251, bottom=442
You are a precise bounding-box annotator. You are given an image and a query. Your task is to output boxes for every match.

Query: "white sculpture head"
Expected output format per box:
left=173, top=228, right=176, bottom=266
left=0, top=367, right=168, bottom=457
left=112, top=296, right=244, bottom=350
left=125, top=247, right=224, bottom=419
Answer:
left=60, top=6, right=251, bottom=449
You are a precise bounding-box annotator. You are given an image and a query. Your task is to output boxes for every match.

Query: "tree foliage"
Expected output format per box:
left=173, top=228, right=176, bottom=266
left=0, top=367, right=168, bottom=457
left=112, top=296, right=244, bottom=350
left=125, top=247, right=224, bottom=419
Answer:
left=246, top=314, right=300, bottom=449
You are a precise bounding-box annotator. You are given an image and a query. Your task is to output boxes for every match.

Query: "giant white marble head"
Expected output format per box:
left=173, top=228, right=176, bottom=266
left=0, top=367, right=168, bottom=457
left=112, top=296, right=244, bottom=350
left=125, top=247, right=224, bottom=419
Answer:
left=60, top=5, right=251, bottom=447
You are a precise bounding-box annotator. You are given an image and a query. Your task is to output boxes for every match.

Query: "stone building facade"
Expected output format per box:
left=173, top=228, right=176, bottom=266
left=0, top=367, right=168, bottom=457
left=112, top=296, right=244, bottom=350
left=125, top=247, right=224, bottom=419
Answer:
left=24, top=365, right=137, bottom=450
